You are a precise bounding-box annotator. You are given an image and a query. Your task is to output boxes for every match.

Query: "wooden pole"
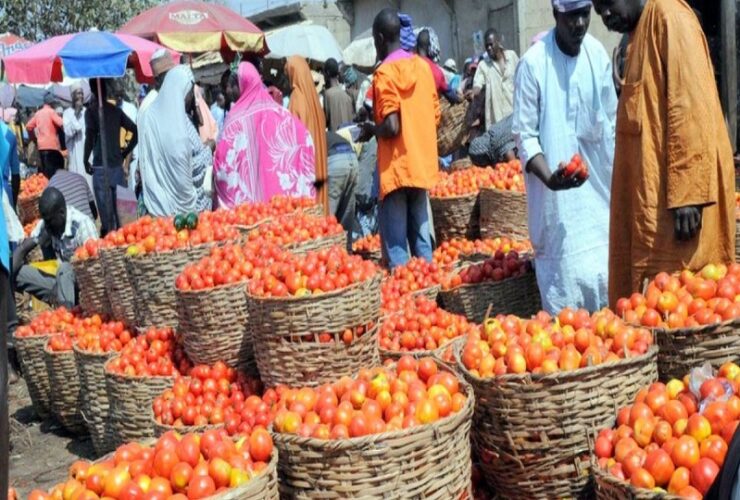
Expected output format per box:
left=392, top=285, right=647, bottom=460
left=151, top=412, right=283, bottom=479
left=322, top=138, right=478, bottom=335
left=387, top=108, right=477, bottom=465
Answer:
left=720, top=0, right=737, bottom=150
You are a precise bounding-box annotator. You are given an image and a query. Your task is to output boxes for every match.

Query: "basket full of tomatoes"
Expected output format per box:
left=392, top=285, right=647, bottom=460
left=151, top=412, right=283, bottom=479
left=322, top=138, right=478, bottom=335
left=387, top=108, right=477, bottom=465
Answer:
left=271, top=357, right=473, bottom=499
left=429, top=168, right=494, bottom=242
left=352, top=233, right=383, bottom=265
left=104, top=327, right=191, bottom=445
left=44, top=332, right=87, bottom=435
left=439, top=250, right=540, bottom=323
left=245, top=213, right=347, bottom=256
left=124, top=211, right=240, bottom=327
left=455, top=309, right=659, bottom=498
left=17, top=173, right=47, bottom=224
left=616, top=264, right=740, bottom=381
left=71, top=238, right=112, bottom=317
left=246, top=246, right=382, bottom=387
left=478, top=160, right=528, bottom=240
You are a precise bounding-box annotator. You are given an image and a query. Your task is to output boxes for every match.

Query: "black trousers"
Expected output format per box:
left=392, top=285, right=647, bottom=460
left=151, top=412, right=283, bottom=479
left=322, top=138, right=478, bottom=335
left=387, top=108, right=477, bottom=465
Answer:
left=39, top=150, right=64, bottom=178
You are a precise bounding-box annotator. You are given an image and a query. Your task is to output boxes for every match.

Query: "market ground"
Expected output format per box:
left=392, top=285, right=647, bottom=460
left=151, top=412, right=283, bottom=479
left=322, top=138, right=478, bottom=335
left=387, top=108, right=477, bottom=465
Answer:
left=9, top=377, right=95, bottom=498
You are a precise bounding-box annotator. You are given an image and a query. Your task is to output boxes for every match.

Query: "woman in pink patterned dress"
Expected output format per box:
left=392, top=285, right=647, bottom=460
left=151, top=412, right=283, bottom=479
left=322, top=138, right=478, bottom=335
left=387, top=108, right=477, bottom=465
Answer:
left=213, top=62, right=316, bottom=208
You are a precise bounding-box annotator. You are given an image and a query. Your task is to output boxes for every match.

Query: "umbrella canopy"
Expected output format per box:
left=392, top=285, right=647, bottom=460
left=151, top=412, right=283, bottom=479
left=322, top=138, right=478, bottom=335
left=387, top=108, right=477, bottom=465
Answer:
left=0, top=33, right=31, bottom=59
left=119, top=0, right=267, bottom=55
left=342, top=29, right=376, bottom=70
left=3, top=30, right=179, bottom=85
left=265, top=24, right=343, bottom=64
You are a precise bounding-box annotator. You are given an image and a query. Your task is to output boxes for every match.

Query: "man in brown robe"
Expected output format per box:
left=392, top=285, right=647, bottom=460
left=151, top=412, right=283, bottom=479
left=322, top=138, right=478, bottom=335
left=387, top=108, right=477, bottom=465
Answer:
left=593, top=0, right=735, bottom=306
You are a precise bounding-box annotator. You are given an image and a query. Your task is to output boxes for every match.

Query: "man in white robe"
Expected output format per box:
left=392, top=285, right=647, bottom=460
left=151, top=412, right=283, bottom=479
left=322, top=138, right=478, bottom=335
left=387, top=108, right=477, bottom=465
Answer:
left=512, top=0, right=617, bottom=313
left=62, top=84, right=91, bottom=190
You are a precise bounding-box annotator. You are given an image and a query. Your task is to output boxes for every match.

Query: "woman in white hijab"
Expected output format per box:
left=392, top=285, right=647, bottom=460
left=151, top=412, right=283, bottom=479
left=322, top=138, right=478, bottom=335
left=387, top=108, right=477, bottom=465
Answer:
left=138, top=65, right=213, bottom=216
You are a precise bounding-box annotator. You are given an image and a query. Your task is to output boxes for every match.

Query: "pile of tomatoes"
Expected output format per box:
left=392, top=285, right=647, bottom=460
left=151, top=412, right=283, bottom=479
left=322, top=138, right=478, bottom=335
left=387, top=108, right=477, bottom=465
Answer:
left=381, top=258, right=447, bottom=308
left=460, top=308, right=654, bottom=377
left=175, top=242, right=290, bottom=291
left=106, top=327, right=191, bottom=378
left=379, top=296, right=478, bottom=354
left=23, top=220, right=38, bottom=237
left=353, top=234, right=381, bottom=254
left=75, top=320, right=134, bottom=354
left=74, top=238, right=111, bottom=261
left=152, top=361, right=267, bottom=432
left=19, top=173, right=47, bottom=200
left=41, top=311, right=128, bottom=353
left=272, top=356, right=466, bottom=439
left=245, top=213, right=344, bottom=247
left=27, top=428, right=274, bottom=500
left=441, top=251, right=532, bottom=290
left=246, top=246, right=378, bottom=298
left=16, top=308, right=84, bottom=340
left=557, top=153, right=589, bottom=181
left=430, top=168, right=498, bottom=198
left=485, top=160, right=525, bottom=193
left=616, top=264, right=740, bottom=329
left=433, top=237, right=531, bottom=268
left=595, top=364, right=740, bottom=497
left=224, top=196, right=318, bottom=227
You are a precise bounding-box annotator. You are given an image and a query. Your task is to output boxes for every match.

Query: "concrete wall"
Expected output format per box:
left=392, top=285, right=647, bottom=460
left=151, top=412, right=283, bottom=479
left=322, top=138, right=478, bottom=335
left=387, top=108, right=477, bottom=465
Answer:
left=302, top=1, right=353, bottom=47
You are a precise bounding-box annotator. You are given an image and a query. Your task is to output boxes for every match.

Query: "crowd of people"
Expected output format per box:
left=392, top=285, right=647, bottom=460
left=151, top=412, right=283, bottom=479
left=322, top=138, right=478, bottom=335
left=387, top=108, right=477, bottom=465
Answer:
left=0, top=0, right=736, bottom=380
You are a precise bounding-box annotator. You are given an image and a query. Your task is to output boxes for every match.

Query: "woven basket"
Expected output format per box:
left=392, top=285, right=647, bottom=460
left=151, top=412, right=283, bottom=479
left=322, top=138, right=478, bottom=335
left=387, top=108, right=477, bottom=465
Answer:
left=13, top=332, right=51, bottom=419
left=479, top=187, right=529, bottom=240
left=18, top=193, right=40, bottom=225
left=104, top=359, right=175, bottom=446
left=100, top=246, right=137, bottom=325
left=285, top=232, right=347, bottom=256
left=44, top=344, right=86, bottom=434
left=455, top=344, right=659, bottom=499
left=430, top=193, right=480, bottom=243
left=71, top=256, right=111, bottom=317
left=437, top=100, right=470, bottom=157
left=410, top=284, right=442, bottom=302
left=125, top=244, right=216, bottom=328
left=176, top=282, right=254, bottom=374
left=273, top=364, right=474, bottom=499
left=450, top=157, right=473, bottom=172
left=247, top=275, right=382, bottom=387
left=593, top=465, right=681, bottom=499
left=151, top=414, right=224, bottom=438
left=354, top=249, right=383, bottom=266
left=379, top=336, right=467, bottom=365
left=653, top=319, right=740, bottom=381
left=439, top=270, right=541, bottom=323
left=302, top=204, right=324, bottom=218
left=73, top=345, right=117, bottom=455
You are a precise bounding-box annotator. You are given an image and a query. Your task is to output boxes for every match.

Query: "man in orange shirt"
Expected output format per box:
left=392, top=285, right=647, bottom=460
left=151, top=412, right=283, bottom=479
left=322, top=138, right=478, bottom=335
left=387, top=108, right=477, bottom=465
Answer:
left=359, top=8, right=441, bottom=268
left=26, top=93, right=64, bottom=178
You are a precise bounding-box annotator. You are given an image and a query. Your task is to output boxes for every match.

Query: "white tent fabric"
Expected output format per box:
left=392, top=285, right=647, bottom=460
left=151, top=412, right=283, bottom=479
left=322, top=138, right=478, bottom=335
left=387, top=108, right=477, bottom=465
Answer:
left=265, top=23, right=343, bottom=63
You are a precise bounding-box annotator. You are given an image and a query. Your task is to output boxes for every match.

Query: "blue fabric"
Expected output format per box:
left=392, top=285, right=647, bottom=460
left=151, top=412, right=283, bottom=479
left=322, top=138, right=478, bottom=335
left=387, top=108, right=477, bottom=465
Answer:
left=379, top=187, right=433, bottom=269
left=399, top=13, right=416, bottom=51
left=0, top=122, right=11, bottom=201
left=0, top=121, right=9, bottom=272
left=58, top=32, right=133, bottom=79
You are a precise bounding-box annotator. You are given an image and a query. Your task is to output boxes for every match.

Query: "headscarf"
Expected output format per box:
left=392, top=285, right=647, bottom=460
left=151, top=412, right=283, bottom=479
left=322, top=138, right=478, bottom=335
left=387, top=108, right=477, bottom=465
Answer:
left=194, top=84, right=217, bottom=143
left=285, top=56, right=328, bottom=214
left=139, top=65, right=199, bottom=216
left=399, top=13, right=416, bottom=51
left=552, top=0, right=592, bottom=12
left=343, top=66, right=359, bottom=86
left=213, top=62, right=316, bottom=209
left=420, top=27, right=441, bottom=62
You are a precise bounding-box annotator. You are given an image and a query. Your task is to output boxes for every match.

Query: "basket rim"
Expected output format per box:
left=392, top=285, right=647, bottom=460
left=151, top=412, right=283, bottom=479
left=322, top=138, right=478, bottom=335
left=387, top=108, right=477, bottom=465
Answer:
left=245, top=272, right=382, bottom=303
left=430, top=192, right=480, bottom=202
left=438, top=268, right=535, bottom=294
left=72, top=342, right=120, bottom=358
left=378, top=334, right=468, bottom=359
left=103, top=356, right=179, bottom=382
left=124, top=240, right=220, bottom=261
left=272, top=360, right=473, bottom=450
left=43, top=343, right=74, bottom=356
left=13, top=331, right=51, bottom=341
left=283, top=231, right=345, bottom=250
left=479, top=186, right=527, bottom=196
left=637, top=317, right=740, bottom=336
left=175, top=280, right=247, bottom=296
left=150, top=411, right=225, bottom=434
left=71, top=255, right=103, bottom=264
left=455, top=342, right=659, bottom=384
left=592, top=462, right=682, bottom=500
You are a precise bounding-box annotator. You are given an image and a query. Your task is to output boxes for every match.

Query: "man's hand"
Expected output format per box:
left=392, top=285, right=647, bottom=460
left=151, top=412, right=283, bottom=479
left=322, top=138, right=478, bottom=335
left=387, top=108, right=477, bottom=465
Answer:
left=84, top=161, right=93, bottom=175
left=673, top=206, right=702, bottom=241
left=357, top=121, right=375, bottom=143
left=544, top=162, right=586, bottom=191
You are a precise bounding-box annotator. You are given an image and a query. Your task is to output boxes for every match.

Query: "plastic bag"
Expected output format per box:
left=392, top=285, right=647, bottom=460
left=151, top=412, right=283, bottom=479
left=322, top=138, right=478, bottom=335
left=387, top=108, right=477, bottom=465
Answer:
left=116, top=185, right=138, bottom=227
left=2, top=189, right=24, bottom=242
left=687, top=362, right=734, bottom=413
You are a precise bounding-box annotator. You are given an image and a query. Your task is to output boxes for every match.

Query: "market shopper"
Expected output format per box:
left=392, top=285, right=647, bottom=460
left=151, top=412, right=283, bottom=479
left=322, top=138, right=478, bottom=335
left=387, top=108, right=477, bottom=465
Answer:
left=593, top=0, right=736, bottom=305
left=512, top=0, right=617, bottom=313
left=471, top=29, right=519, bottom=129
left=62, top=84, right=90, bottom=190
left=139, top=65, right=213, bottom=217
left=327, top=130, right=359, bottom=248
left=83, top=79, right=137, bottom=236
left=469, top=114, right=517, bottom=166
left=139, top=49, right=175, bottom=114
left=358, top=7, right=440, bottom=269
left=11, top=188, right=98, bottom=308
left=26, top=93, right=64, bottom=178
left=323, top=58, right=355, bottom=132
left=213, top=62, right=316, bottom=208
left=286, top=56, right=329, bottom=214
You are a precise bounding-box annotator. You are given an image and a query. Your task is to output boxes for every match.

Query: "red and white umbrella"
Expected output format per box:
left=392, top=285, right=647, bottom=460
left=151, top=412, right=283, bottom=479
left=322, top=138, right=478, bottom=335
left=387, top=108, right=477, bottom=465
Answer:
left=0, top=32, right=31, bottom=59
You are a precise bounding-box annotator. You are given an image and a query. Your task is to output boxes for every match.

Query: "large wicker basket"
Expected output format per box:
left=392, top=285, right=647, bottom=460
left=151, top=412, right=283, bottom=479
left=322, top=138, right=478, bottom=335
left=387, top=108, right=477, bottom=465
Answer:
left=272, top=364, right=474, bottom=499
left=125, top=244, right=216, bottom=328
left=439, top=270, right=541, bottom=323
left=71, top=256, right=111, bottom=317
left=450, top=157, right=473, bottom=172
left=247, top=274, right=382, bottom=387
left=437, top=99, right=470, bottom=157
left=479, top=187, right=529, bottom=240
left=285, top=232, right=347, bottom=256
left=73, top=345, right=117, bottom=455
left=13, top=332, right=51, bottom=419
left=354, top=249, right=383, bottom=266
left=379, top=335, right=466, bottom=365
left=176, top=282, right=254, bottom=374
left=44, top=343, right=86, bottom=434
left=653, top=319, right=740, bottom=381
left=430, top=193, right=480, bottom=243
left=104, top=359, right=175, bottom=446
left=18, top=193, right=40, bottom=225
left=455, top=344, right=659, bottom=499
left=593, top=464, right=681, bottom=499
left=100, top=246, right=137, bottom=325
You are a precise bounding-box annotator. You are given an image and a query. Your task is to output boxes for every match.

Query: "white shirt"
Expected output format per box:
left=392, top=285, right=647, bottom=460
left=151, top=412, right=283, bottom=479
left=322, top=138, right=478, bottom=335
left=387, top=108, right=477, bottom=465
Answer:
left=512, top=30, right=617, bottom=314
left=63, top=106, right=91, bottom=188
left=474, top=49, right=519, bottom=129
left=31, top=205, right=99, bottom=262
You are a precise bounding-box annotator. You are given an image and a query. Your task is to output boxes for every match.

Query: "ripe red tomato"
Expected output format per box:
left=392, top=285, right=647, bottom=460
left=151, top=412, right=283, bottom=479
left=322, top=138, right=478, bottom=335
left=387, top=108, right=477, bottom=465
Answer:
left=689, top=457, right=720, bottom=495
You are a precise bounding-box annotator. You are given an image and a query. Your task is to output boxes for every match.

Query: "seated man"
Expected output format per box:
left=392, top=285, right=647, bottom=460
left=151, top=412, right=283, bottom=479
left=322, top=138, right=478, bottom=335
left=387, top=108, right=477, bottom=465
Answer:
left=468, top=114, right=517, bottom=166
left=12, top=188, right=98, bottom=308
left=47, top=166, right=98, bottom=221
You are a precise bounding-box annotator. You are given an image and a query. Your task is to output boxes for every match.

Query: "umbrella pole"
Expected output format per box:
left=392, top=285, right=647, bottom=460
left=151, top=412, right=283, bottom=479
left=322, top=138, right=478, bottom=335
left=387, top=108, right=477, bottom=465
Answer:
left=96, top=78, right=114, bottom=234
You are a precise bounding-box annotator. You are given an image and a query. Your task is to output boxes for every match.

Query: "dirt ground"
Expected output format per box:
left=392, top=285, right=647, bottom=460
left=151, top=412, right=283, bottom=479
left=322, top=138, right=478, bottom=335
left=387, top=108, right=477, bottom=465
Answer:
left=8, top=377, right=95, bottom=498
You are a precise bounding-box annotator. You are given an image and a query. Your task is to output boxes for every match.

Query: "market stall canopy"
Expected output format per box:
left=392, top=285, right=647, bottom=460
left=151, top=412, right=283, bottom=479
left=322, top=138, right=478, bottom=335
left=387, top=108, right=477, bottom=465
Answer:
left=265, top=23, right=342, bottom=63
left=119, top=0, right=267, bottom=55
left=3, top=30, right=179, bottom=85
left=0, top=33, right=31, bottom=59
left=8, top=78, right=93, bottom=108
left=342, top=29, right=375, bottom=70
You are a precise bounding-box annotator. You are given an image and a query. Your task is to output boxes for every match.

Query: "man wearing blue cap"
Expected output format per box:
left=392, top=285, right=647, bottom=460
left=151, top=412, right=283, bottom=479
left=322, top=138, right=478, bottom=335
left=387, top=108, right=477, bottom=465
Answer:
left=511, top=0, right=617, bottom=314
